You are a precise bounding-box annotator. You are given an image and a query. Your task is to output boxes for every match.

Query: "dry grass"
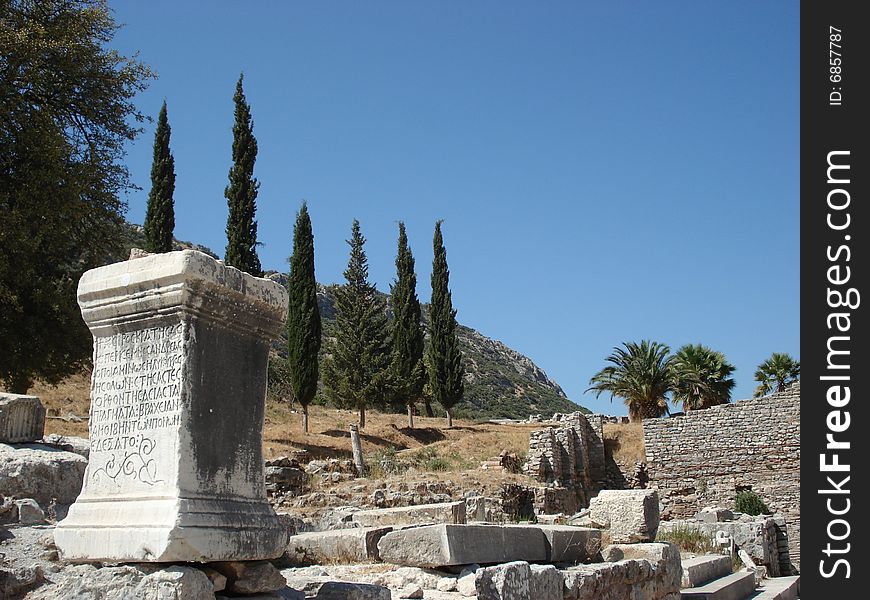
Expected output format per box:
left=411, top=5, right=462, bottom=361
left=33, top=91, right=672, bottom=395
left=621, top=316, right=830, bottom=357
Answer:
left=33, top=372, right=536, bottom=474
left=603, top=421, right=646, bottom=464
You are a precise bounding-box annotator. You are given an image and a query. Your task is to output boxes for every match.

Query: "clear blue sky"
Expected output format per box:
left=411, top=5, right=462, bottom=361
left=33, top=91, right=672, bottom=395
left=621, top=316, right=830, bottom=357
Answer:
left=112, top=1, right=799, bottom=415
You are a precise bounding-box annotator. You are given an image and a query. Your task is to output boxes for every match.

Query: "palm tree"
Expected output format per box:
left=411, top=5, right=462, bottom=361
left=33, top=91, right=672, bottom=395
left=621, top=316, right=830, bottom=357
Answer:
left=587, top=340, right=674, bottom=421
left=753, top=352, right=800, bottom=397
left=672, top=344, right=736, bottom=411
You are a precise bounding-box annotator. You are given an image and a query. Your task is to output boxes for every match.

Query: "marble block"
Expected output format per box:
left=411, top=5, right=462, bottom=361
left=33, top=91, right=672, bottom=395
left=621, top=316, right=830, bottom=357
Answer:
left=0, top=394, right=45, bottom=443
left=55, top=250, right=289, bottom=563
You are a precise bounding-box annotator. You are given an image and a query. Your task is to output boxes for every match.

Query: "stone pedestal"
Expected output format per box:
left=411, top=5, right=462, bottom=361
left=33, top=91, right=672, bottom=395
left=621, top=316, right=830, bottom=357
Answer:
left=55, top=250, right=289, bottom=563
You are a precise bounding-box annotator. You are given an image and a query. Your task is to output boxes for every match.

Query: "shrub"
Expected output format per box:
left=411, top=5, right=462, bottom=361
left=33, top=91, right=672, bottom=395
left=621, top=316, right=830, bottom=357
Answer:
left=734, top=490, right=770, bottom=516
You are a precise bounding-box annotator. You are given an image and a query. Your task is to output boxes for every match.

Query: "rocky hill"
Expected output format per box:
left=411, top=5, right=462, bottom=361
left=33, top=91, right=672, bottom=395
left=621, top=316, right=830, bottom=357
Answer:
left=268, top=275, right=586, bottom=420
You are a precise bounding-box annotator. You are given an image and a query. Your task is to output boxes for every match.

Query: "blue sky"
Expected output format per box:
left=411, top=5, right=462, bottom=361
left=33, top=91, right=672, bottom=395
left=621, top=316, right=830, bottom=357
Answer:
left=112, top=1, right=799, bottom=415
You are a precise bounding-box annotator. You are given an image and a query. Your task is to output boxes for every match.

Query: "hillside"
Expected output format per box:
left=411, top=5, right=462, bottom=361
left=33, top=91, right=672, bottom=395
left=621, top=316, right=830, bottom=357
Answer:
left=268, top=277, right=587, bottom=420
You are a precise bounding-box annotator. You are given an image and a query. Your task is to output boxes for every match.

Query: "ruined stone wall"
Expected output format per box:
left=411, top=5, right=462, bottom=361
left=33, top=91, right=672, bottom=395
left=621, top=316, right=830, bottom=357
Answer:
left=523, top=412, right=608, bottom=512
left=643, top=384, right=800, bottom=570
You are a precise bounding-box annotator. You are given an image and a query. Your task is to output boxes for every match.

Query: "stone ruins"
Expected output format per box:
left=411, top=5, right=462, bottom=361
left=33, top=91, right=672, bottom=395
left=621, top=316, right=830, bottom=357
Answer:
left=0, top=250, right=801, bottom=599
left=54, top=250, right=288, bottom=562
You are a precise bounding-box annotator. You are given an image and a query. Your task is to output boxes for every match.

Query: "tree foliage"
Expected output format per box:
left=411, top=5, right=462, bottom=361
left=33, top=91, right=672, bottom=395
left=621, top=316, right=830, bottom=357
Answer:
left=672, top=344, right=736, bottom=410
left=286, top=202, right=321, bottom=433
left=143, top=101, right=175, bottom=253
left=753, top=352, right=800, bottom=397
left=587, top=340, right=674, bottom=421
left=0, top=0, right=152, bottom=392
left=426, top=221, right=464, bottom=427
left=389, top=222, right=426, bottom=427
left=322, top=220, right=391, bottom=427
left=224, top=74, right=262, bottom=276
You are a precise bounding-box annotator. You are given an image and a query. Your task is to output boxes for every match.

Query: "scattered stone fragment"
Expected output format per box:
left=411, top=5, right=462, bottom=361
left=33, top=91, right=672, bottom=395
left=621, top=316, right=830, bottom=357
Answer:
left=199, top=566, right=227, bottom=592
left=15, top=498, right=46, bottom=524
left=529, top=564, right=563, bottom=600
left=0, top=565, right=44, bottom=598
left=41, top=433, right=91, bottom=459
left=694, top=506, right=734, bottom=523
left=0, top=442, right=87, bottom=505
left=0, top=393, right=45, bottom=443
left=475, top=561, right=531, bottom=600
left=290, top=579, right=391, bottom=600
left=588, top=489, right=660, bottom=543
left=399, top=584, right=425, bottom=598
left=212, top=560, right=286, bottom=594
left=0, top=496, right=19, bottom=524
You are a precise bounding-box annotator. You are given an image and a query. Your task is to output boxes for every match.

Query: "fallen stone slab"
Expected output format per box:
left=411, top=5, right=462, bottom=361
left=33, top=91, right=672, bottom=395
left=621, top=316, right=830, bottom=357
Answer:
left=0, top=442, right=87, bottom=504
left=352, top=501, right=466, bottom=528
left=538, top=525, right=601, bottom=563
left=0, top=394, right=45, bottom=443
left=695, top=507, right=734, bottom=523
left=475, top=561, right=531, bottom=600
left=600, top=542, right=682, bottom=595
left=681, top=570, right=756, bottom=600
left=681, top=555, right=732, bottom=588
left=377, top=524, right=548, bottom=568
left=588, top=489, right=660, bottom=543
left=287, top=527, right=393, bottom=565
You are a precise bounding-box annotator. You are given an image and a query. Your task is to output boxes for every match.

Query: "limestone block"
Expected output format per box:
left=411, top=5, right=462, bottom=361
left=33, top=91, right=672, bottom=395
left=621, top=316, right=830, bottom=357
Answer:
left=475, top=561, right=531, bottom=600
left=600, top=542, right=682, bottom=593
left=378, top=524, right=548, bottom=568
left=680, top=554, right=732, bottom=588
left=529, top=564, right=563, bottom=600
left=0, top=394, right=45, bottom=443
left=30, top=564, right=215, bottom=600
left=0, top=442, right=87, bottom=504
left=588, top=489, right=660, bottom=543
left=538, top=525, right=601, bottom=563
left=286, top=527, right=393, bottom=564
left=695, top=507, right=734, bottom=523
left=351, top=501, right=466, bottom=527
left=0, top=565, right=43, bottom=598
left=55, top=250, right=289, bottom=563
left=15, top=498, right=46, bottom=524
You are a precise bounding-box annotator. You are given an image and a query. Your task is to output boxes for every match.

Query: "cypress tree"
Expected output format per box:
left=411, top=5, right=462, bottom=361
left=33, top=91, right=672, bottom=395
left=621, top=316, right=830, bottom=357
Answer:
left=389, top=222, right=426, bottom=428
left=143, top=101, right=176, bottom=253
left=286, top=202, right=321, bottom=434
left=224, top=73, right=262, bottom=276
left=322, top=220, right=391, bottom=428
left=426, top=221, right=464, bottom=428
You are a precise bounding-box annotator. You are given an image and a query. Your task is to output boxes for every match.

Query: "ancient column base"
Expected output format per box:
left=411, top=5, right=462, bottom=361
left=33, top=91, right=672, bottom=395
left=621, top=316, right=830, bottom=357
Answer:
left=55, top=496, right=287, bottom=562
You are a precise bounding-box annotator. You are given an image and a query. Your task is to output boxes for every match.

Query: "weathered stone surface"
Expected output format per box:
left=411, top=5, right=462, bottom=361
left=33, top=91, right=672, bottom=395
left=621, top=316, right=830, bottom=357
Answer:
left=538, top=525, right=601, bottom=563
left=0, top=394, right=45, bottom=443
left=15, top=498, right=46, bottom=524
left=29, top=564, right=215, bottom=600
left=0, top=564, right=44, bottom=598
left=398, top=584, right=424, bottom=598
left=289, top=579, right=391, bottom=600
left=351, top=501, right=466, bottom=528
left=0, top=442, right=87, bottom=504
left=588, top=489, right=660, bottom=543
left=377, top=524, right=548, bottom=568
left=599, top=542, right=682, bottom=594
left=695, top=506, right=734, bottom=523
left=475, top=561, right=531, bottom=600
left=55, top=250, right=288, bottom=563
left=0, top=496, right=19, bottom=524
left=286, top=527, right=393, bottom=565
left=211, top=561, right=286, bottom=594
left=643, top=384, right=800, bottom=571
left=680, top=554, right=732, bottom=588
left=41, top=434, right=91, bottom=459
left=529, top=564, right=563, bottom=600
left=199, top=566, right=227, bottom=592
